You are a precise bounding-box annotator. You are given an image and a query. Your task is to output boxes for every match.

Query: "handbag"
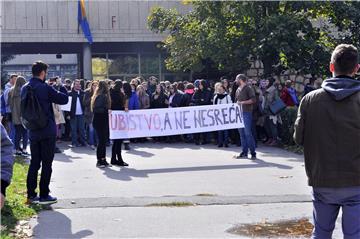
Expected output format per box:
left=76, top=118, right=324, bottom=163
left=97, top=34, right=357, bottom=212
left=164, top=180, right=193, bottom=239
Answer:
left=269, top=98, right=286, bottom=115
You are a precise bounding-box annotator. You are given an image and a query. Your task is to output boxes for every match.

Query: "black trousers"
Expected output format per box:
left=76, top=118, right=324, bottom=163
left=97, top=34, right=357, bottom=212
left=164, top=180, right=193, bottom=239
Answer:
left=27, top=137, right=56, bottom=198
left=112, top=139, right=123, bottom=161
left=14, top=124, right=28, bottom=151
left=194, top=133, right=209, bottom=144
left=93, top=113, right=109, bottom=160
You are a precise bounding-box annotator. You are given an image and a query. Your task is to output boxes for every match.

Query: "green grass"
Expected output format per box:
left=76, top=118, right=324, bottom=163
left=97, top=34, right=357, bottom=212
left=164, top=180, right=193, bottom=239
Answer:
left=146, top=202, right=195, bottom=207
left=1, top=157, right=41, bottom=239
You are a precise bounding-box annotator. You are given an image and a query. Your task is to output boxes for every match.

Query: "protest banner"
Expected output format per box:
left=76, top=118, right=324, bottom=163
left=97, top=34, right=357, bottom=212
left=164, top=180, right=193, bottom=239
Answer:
left=109, top=103, right=244, bottom=139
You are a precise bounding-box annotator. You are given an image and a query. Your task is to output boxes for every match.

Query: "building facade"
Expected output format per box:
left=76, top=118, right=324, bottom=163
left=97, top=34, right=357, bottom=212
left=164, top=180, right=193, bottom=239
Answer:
left=1, top=0, right=191, bottom=81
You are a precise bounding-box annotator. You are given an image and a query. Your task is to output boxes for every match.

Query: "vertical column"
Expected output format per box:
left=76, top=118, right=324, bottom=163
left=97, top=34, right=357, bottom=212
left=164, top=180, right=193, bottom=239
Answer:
left=78, top=53, right=83, bottom=79
left=159, top=53, right=162, bottom=81
left=83, top=43, right=92, bottom=80
left=138, top=53, right=141, bottom=77
left=106, top=53, right=109, bottom=79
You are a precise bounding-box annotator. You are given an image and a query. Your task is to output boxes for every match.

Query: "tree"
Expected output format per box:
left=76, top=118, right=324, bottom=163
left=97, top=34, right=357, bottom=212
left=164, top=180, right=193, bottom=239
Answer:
left=1, top=54, right=16, bottom=89
left=323, top=1, right=360, bottom=47
left=148, top=1, right=344, bottom=78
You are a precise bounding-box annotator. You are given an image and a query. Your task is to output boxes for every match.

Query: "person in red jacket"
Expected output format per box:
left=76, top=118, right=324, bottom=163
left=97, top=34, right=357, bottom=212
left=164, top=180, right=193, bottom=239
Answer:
left=280, top=80, right=299, bottom=107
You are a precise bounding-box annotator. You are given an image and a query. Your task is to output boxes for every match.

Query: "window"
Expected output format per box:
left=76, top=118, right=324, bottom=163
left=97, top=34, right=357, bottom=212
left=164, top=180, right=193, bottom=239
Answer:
left=141, top=54, right=160, bottom=80
left=92, top=54, right=108, bottom=80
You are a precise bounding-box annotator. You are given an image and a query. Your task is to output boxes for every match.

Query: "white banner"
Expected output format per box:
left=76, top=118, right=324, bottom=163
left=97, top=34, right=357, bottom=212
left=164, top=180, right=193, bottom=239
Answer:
left=109, top=103, right=244, bottom=139
left=60, top=96, right=72, bottom=112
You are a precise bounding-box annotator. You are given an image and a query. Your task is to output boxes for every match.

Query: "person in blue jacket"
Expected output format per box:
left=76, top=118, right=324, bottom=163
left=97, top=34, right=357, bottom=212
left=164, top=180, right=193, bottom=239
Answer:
left=21, top=61, right=68, bottom=205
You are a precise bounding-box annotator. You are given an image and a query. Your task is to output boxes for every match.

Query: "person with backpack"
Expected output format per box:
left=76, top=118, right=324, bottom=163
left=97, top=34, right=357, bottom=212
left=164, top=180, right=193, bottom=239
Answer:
left=263, top=77, right=281, bottom=146
left=213, top=83, right=232, bottom=147
left=294, top=44, right=360, bottom=239
left=21, top=61, right=68, bottom=205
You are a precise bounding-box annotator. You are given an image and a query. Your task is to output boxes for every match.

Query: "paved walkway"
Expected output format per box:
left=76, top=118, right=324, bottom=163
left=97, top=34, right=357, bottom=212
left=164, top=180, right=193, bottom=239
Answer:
left=29, top=142, right=342, bottom=238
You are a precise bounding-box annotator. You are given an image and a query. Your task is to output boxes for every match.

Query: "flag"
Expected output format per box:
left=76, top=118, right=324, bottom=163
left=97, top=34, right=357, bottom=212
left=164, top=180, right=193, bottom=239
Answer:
left=78, top=0, right=93, bottom=44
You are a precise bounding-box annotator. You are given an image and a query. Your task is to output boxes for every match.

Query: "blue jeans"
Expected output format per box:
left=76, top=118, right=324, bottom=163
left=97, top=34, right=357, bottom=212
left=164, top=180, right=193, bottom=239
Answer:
left=217, top=130, right=229, bottom=145
left=312, top=187, right=360, bottom=239
left=88, top=123, right=98, bottom=146
left=14, top=124, right=28, bottom=151
left=251, top=120, right=257, bottom=148
left=238, top=112, right=256, bottom=155
left=70, top=115, right=86, bottom=146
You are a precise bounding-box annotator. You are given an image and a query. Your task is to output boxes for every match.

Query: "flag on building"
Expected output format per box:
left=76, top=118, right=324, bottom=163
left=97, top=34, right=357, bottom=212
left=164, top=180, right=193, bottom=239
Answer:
left=77, top=0, right=93, bottom=44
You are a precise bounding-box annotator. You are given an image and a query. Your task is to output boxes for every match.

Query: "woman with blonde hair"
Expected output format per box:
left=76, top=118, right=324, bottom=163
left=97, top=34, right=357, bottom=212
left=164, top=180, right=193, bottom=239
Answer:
left=91, top=80, right=111, bottom=168
left=136, top=85, right=150, bottom=110
left=8, top=76, right=29, bottom=156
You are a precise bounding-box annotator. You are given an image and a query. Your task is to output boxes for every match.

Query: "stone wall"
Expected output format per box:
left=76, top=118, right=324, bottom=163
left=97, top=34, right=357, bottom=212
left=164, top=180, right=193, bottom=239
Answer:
left=246, top=60, right=323, bottom=93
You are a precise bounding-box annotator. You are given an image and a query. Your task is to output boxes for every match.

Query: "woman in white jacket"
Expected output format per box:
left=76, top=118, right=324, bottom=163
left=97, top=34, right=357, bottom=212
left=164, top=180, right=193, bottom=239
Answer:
left=213, top=84, right=232, bottom=147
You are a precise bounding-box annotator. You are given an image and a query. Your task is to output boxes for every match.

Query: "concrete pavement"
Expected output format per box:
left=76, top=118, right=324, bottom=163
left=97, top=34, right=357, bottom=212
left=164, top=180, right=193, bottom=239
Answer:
left=29, top=142, right=343, bottom=238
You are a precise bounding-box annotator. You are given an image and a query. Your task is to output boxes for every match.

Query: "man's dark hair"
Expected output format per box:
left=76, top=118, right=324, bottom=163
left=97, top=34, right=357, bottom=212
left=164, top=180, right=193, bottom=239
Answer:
left=309, top=76, right=317, bottom=85
left=49, top=77, right=57, bottom=82
left=80, top=79, right=85, bottom=90
left=331, top=44, right=358, bottom=75
left=113, top=79, right=123, bottom=92
left=267, top=77, right=276, bottom=86
left=32, top=61, right=49, bottom=76
left=236, top=74, right=247, bottom=83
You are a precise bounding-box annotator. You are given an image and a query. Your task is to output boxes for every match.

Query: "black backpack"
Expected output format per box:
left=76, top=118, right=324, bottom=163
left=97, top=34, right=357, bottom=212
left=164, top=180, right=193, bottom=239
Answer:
left=20, top=84, right=48, bottom=130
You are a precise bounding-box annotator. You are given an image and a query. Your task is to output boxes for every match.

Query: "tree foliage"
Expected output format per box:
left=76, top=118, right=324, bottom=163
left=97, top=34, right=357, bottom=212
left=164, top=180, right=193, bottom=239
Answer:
left=1, top=54, right=17, bottom=89
left=148, top=1, right=359, bottom=78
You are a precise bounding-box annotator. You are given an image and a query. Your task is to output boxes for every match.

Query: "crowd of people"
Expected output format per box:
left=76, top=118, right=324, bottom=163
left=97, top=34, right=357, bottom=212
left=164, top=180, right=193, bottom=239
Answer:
left=1, top=44, right=359, bottom=239
left=0, top=61, right=320, bottom=203
left=1, top=68, right=321, bottom=165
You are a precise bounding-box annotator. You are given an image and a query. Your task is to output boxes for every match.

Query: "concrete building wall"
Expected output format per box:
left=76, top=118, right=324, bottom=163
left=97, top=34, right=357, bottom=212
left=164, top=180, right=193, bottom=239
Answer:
left=1, top=0, right=191, bottom=43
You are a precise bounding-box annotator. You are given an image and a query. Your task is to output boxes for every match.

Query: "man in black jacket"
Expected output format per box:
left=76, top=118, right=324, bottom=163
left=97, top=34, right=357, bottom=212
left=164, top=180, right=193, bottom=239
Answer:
left=21, top=61, right=68, bottom=204
left=294, top=44, right=360, bottom=239
left=68, top=79, right=87, bottom=147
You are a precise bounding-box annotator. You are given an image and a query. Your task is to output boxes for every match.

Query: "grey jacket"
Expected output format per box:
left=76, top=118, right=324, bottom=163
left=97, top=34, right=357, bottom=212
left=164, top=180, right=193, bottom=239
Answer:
left=8, top=88, right=22, bottom=125
left=1, top=123, right=14, bottom=194
left=264, top=85, right=279, bottom=109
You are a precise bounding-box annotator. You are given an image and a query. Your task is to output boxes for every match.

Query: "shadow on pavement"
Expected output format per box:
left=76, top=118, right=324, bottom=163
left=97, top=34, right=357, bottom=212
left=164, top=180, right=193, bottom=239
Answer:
left=125, top=148, right=155, bottom=158
left=101, top=159, right=292, bottom=181
left=32, top=210, right=93, bottom=239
